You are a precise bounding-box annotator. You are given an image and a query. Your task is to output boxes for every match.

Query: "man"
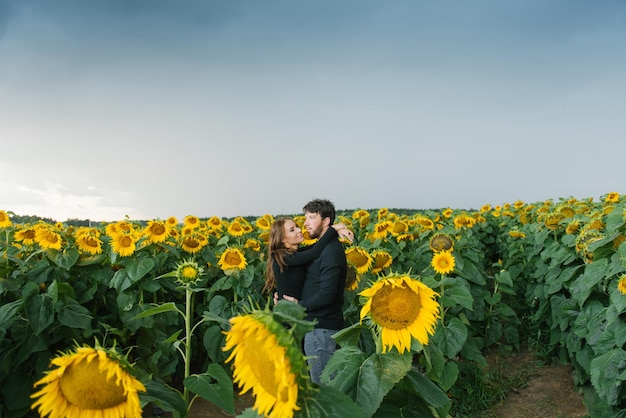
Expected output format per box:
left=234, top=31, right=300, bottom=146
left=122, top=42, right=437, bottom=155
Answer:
left=285, top=198, right=348, bottom=385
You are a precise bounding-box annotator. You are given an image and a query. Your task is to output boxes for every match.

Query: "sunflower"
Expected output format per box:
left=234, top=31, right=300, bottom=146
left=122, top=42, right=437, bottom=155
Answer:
left=0, top=210, right=12, bottom=228
left=396, top=233, right=415, bottom=243
left=181, top=231, right=209, bottom=254
left=223, top=310, right=304, bottom=418
left=174, top=259, right=204, bottom=286
left=390, top=221, right=409, bottom=236
left=75, top=228, right=103, bottom=255
left=544, top=213, right=563, bottom=230
left=15, top=227, right=37, bottom=245
left=377, top=208, right=389, bottom=220
left=480, top=204, right=492, bottom=213
left=207, top=216, right=224, bottom=231
left=442, top=208, right=453, bottom=219
left=255, top=216, right=272, bottom=231
left=227, top=220, right=246, bottom=237
left=352, top=209, right=370, bottom=220
left=431, top=250, right=455, bottom=275
left=453, top=214, right=475, bottom=229
left=370, top=250, right=393, bottom=275
left=244, top=238, right=261, bottom=252
left=35, top=227, right=63, bottom=250
left=370, top=220, right=392, bottom=240
left=359, top=273, right=440, bottom=353
left=110, top=233, right=137, bottom=257
left=605, top=192, right=620, bottom=203
left=345, top=246, right=374, bottom=275
left=414, top=216, right=435, bottom=232
left=508, top=230, right=526, bottom=239
left=31, top=344, right=146, bottom=418
left=143, top=220, right=170, bottom=244
left=429, top=233, right=454, bottom=252
left=618, top=275, right=626, bottom=295
left=218, top=247, right=247, bottom=273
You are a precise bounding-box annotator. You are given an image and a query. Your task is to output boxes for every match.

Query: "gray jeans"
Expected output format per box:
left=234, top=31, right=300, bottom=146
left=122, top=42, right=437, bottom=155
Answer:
left=303, top=328, right=337, bottom=385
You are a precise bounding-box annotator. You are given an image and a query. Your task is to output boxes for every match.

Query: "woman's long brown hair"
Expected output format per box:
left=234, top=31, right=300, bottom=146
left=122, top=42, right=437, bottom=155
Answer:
left=262, top=217, right=295, bottom=294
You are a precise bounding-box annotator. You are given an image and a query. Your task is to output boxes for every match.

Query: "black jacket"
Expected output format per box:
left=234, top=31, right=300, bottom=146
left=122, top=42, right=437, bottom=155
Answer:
left=299, top=228, right=347, bottom=330
left=275, top=227, right=339, bottom=300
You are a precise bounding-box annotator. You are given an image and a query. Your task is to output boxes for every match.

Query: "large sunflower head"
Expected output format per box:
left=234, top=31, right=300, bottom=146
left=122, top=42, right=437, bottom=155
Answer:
left=359, top=273, right=440, bottom=353
left=223, top=304, right=309, bottom=418
left=31, top=343, right=146, bottom=418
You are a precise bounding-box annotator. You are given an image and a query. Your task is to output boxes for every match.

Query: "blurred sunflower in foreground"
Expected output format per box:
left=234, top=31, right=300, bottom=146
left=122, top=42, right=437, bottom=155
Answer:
left=359, top=273, right=440, bottom=354
left=223, top=302, right=311, bottom=418
left=31, top=343, right=145, bottom=418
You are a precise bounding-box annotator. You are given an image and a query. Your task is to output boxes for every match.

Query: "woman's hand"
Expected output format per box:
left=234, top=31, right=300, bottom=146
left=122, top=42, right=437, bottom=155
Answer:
left=332, top=223, right=354, bottom=243
left=283, top=294, right=299, bottom=304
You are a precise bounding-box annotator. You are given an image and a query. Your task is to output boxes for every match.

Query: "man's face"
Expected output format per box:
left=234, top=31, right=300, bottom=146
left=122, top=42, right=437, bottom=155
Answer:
left=303, top=211, right=325, bottom=239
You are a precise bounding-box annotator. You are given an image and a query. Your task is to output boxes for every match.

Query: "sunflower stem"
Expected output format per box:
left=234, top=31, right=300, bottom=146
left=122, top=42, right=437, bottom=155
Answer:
left=183, top=287, right=193, bottom=405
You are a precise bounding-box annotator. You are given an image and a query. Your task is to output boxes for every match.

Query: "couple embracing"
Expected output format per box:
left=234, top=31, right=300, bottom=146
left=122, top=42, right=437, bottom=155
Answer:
left=263, top=198, right=353, bottom=385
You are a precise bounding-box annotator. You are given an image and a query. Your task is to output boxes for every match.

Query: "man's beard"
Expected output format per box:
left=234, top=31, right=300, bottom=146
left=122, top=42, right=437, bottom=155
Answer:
left=308, top=224, right=324, bottom=239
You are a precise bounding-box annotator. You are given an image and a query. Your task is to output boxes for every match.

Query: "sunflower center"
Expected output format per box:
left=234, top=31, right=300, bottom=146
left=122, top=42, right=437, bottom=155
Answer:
left=150, top=224, right=166, bottom=235
left=224, top=252, right=242, bottom=266
left=119, top=236, right=133, bottom=248
left=181, top=266, right=198, bottom=280
left=60, top=358, right=127, bottom=409
left=370, top=284, right=421, bottom=330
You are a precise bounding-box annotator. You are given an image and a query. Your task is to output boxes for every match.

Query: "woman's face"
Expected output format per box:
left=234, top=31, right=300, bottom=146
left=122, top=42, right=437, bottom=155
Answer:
left=282, top=219, right=304, bottom=250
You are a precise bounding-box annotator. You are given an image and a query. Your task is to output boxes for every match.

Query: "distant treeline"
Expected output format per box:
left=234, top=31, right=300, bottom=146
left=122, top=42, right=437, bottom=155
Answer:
left=8, top=208, right=444, bottom=227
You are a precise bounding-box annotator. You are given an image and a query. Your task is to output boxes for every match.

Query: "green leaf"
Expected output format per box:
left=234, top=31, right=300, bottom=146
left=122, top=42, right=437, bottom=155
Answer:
left=57, top=301, right=93, bottom=329
left=184, top=364, right=235, bottom=415
left=200, top=310, right=231, bottom=327
left=54, top=247, right=80, bottom=269
left=331, top=322, right=365, bottom=348
left=25, top=294, right=54, bottom=335
left=326, top=350, right=412, bottom=417
left=590, top=349, right=626, bottom=406
left=434, top=318, right=467, bottom=358
left=0, top=300, right=22, bottom=334
left=130, top=302, right=180, bottom=321
left=440, top=280, right=473, bottom=311
left=126, top=258, right=155, bottom=282
left=323, top=346, right=368, bottom=395
left=438, top=360, right=459, bottom=391
left=401, top=368, right=451, bottom=410
left=297, top=384, right=366, bottom=418
left=110, top=269, right=132, bottom=291
left=139, top=379, right=187, bottom=418
left=570, top=259, right=608, bottom=306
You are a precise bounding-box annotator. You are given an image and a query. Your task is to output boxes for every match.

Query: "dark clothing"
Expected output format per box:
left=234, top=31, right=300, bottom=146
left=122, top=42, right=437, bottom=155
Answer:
left=275, top=228, right=338, bottom=300
left=299, top=229, right=347, bottom=330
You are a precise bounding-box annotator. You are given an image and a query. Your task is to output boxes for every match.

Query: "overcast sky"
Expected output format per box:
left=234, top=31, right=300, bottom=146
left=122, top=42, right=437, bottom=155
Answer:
left=1, top=0, right=625, bottom=222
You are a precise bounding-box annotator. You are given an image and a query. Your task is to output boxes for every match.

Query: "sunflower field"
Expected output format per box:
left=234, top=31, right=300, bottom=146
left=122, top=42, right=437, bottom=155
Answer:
left=0, top=192, right=625, bottom=418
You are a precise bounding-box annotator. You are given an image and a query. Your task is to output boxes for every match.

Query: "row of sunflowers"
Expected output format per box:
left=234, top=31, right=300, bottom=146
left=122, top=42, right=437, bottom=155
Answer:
left=0, top=191, right=624, bottom=417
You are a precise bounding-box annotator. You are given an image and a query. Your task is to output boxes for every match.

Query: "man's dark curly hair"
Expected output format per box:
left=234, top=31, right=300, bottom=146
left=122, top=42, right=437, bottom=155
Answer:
left=303, top=198, right=336, bottom=224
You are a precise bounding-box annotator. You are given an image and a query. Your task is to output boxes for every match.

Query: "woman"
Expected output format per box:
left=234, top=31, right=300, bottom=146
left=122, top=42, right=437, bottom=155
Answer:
left=263, top=217, right=352, bottom=300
